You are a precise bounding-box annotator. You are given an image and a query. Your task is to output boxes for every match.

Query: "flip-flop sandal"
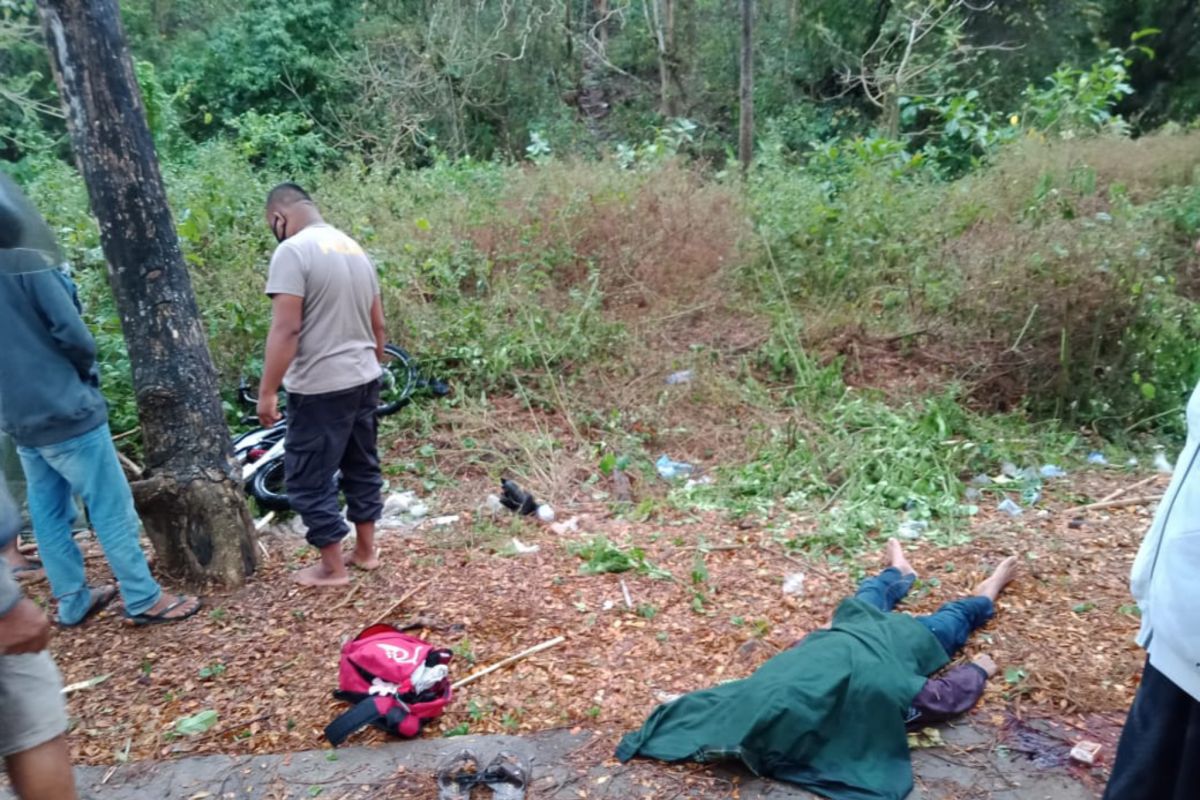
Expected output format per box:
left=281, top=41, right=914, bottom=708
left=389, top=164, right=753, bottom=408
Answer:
left=124, top=594, right=203, bottom=627
left=57, top=585, right=118, bottom=628
left=436, top=749, right=481, bottom=800
left=11, top=560, right=45, bottom=582
left=479, top=752, right=529, bottom=800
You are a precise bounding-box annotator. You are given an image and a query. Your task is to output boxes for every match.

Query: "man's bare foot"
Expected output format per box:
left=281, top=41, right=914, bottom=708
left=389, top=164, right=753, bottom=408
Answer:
left=974, top=555, right=1019, bottom=601
left=886, top=537, right=917, bottom=577
left=293, top=562, right=351, bottom=587
left=345, top=522, right=378, bottom=571
left=344, top=548, right=380, bottom=571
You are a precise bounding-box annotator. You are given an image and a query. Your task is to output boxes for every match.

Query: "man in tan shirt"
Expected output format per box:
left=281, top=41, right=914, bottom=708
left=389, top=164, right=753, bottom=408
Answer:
left=258, top=183, right=387, bottom=586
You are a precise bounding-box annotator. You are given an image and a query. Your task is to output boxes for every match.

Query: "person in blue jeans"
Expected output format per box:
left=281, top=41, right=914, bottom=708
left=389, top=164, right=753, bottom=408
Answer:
left=856, top=538, right=1002, bottom=657
left=0, top=187, right=200, bottom=627
left=799, top=538, right=1014, bottom=726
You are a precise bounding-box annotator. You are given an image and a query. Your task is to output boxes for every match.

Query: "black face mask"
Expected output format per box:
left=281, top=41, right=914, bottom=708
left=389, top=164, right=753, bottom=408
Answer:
left=271, top=216, right=288, bottom=243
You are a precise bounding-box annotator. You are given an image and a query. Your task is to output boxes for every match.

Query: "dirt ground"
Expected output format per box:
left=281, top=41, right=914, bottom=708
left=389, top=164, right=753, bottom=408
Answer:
left=31, top=463, right=1155, bottom=786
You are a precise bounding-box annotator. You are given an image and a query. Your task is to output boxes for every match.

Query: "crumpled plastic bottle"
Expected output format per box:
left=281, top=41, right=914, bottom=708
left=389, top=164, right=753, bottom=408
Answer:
left=997, top=497, right=1023, bottom=517
left=656, top=454, right=695, bottom=480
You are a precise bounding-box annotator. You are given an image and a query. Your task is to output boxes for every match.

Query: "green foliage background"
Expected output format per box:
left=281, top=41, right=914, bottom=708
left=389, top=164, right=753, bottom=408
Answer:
left=3, top=0, right=1200, bottom=544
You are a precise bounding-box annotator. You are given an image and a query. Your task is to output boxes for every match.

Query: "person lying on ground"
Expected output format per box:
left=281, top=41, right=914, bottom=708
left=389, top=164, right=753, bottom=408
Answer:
left=258, top=183, right=387, bottom=587
left=616, top=538, right=1018, bottom=800
left=0, top=184, right=201, bottom=627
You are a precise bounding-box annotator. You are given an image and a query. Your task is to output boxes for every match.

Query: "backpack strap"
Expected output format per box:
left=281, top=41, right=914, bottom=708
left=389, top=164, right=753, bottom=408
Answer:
left=384, top=704, right=411, bottom=733
left=324, top=697, right=382, bottom=747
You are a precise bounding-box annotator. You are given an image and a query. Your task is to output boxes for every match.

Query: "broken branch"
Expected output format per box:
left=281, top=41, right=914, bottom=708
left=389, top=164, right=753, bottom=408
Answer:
left=372, top=579, right=432, bottom=624
left=452, top=635, right=566, bottom=690
left=1090, top=475, right=1162, bottom=507
left=1069, top=495, right=1163, bottom=514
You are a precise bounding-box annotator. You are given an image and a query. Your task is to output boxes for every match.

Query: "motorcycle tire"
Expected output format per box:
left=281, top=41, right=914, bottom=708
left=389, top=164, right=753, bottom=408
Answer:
left=248, top=457, right=292, bottom=513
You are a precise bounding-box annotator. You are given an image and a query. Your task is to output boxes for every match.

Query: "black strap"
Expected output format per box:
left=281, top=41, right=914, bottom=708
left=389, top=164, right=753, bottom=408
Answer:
left=384, top=704, right=411, bottom=733
left=324, top=697, right=380, bottom=747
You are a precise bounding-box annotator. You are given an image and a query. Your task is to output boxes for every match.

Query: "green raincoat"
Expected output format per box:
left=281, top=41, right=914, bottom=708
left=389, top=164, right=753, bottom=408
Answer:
left=616, top=598, right=950, bottom=800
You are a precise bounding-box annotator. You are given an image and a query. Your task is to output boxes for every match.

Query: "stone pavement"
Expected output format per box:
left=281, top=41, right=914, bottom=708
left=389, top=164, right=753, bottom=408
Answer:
left=1, top=722, right=1100, bottom=799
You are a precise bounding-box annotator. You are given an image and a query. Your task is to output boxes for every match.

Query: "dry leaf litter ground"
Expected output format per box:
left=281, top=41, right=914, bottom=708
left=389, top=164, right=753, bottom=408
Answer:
left=29, top=465, right=1153, bottom=786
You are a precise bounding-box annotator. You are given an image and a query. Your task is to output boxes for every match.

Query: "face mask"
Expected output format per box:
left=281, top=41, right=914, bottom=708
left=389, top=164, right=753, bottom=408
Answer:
left=271, top=215, right=288, bottom=243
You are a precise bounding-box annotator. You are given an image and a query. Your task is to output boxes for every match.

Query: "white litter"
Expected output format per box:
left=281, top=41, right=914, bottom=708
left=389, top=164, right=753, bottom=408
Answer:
left=510, top=538, right=540, bottom=555
left=782, top=572, right=807, bottom=596
left=382, top=491, right=417, bottom=516
left=536, top=504, right=556, bottom=522
left=1069, top=741, right=1102, bottom=765
left=429, top=515, right=460, bottom=527
left=1154, top=452, right=1174, bottom=474
left=550, top=516, right=580, bottom=535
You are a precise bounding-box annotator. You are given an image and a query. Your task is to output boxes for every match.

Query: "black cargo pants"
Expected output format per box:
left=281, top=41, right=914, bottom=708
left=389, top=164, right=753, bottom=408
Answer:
left=284, top=379, right=384, bottom=549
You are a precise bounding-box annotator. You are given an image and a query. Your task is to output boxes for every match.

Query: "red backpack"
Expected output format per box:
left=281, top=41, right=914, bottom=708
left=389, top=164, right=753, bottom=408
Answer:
left=324, top=624, right=454, bottom=747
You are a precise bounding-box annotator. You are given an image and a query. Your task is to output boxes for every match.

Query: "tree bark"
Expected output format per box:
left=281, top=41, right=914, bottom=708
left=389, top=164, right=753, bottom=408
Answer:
left=645, top=0, right=685, bottom=117
left=738, top=0, right=754, bottom=175
left=37, top=0, right=256, bottom=586
left=575, top=0, right=610, bottom=141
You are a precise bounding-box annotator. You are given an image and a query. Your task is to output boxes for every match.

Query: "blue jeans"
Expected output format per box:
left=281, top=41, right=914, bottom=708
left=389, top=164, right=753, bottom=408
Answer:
left=18, top=423, right=161, bottom=624
left=855, top=567, right=994, bottom=657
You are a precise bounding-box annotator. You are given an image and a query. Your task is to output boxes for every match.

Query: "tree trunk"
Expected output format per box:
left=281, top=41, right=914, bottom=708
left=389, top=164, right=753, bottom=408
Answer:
left=738, top=0, right=754, bottom=175
left=37, top=0, right=256, bottom=587
left=645, top=0, right=684, bottom=117
left=576, top=0, right=610, bottom=141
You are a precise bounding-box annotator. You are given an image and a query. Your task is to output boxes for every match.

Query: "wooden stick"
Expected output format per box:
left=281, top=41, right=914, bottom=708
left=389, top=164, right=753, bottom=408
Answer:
left=620, top=579, right=633, bottom=610
left=1090, top=475, right=1161, bottom=507
left=373, top=579, right=431, bottom=624
left=61, top=673, right=112, bottom=695
left=111, top=426, right=140, bottom=442
left=116, top=451, right=143, bottom=479
left=331, top=582, right=362, bottom=611
left=451, top=636, right=566, bottom=691
left=1071, top=495, right=1163, bottom=513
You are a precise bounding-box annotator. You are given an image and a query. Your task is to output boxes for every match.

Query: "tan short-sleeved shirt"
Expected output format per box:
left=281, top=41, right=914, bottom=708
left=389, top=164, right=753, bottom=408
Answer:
left=265, top=223, right=382, bottom=395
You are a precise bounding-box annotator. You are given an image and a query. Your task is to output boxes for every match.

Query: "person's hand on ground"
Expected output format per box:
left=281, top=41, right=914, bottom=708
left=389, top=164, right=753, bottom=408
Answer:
left=0, top=598, right=51, bottom=654
left=257, top=391, right=282, bottom=427
left=972, top=653, right=998, bottom=678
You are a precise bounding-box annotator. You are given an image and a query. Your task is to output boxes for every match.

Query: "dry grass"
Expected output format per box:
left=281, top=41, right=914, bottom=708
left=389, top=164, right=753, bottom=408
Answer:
left=463, top=161, right=747, bottom=313
left=971, top=129, right=1200, bottom=214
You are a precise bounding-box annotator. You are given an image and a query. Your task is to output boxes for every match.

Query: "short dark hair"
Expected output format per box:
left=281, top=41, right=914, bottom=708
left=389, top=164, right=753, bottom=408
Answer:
left=266, top=182, right=312, bottom=210
left=0, top=199, right=24, bottom=249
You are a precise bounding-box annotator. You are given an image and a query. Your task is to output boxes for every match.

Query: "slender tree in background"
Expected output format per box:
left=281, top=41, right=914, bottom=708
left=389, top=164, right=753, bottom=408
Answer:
left=36, top=0, right=256, bottom=586
left=739, top=0, right=754, bottom=174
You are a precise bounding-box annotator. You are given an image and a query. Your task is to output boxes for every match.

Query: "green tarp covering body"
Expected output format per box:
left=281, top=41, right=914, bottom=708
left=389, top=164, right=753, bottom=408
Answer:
left=616, top=598, right=950, bottom=800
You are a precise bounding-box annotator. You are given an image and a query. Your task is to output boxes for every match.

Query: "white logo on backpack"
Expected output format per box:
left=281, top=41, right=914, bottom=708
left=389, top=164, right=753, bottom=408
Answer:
left=369, top=677, right=401, bottom=697
left=377, top=642, right=421, bottom=665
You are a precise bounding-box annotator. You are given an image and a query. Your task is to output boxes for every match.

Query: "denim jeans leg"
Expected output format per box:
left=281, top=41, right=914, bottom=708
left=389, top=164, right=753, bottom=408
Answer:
left=18, top=444, right=92, bottom=623
left=853, top=567, right=915, bottom=612
left=32, top=424, right=161, bottom=618
left=916, top=596, right=995, bottom=657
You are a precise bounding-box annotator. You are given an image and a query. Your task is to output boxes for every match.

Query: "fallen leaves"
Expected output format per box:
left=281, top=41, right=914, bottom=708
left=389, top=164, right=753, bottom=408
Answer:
left=33, top=469, right=1148, bottom=768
